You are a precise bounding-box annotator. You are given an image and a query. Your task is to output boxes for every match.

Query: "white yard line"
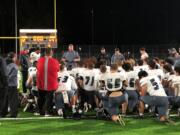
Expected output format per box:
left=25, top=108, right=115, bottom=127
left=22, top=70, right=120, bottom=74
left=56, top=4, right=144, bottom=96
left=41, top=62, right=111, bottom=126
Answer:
left=0, top=117, right=60, bottom=121
left=0, top=114, right=179, bottom=121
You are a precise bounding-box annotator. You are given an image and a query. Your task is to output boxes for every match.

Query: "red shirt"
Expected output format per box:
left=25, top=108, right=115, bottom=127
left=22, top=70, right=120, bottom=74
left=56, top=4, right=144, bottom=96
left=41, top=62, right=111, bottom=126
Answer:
left=37, top=56, right=60, bottom=91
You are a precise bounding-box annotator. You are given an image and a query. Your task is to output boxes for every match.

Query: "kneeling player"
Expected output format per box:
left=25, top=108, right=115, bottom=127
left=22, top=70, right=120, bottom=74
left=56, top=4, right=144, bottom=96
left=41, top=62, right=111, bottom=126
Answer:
left=138, top=70, right=172, bottom=123
left=55, top=63, right=78, bottom=118
left=103, top=64, right=128, bottom=125
left=169, top=65, right=180, bottom=116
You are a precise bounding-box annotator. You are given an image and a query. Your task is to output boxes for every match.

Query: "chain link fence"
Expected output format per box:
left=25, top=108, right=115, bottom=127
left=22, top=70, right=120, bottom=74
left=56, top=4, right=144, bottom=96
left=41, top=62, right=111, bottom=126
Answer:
left=56, top=44, right=179, bottom=60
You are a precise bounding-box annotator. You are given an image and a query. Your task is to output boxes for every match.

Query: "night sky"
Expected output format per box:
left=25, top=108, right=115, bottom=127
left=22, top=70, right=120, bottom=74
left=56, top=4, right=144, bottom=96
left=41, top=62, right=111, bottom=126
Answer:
left=1, top=0, right=180, bottom=53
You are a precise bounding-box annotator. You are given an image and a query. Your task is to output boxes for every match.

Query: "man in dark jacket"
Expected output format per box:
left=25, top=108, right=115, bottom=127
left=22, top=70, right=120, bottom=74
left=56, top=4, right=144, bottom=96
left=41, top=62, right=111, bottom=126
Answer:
left=97, top=47, right=111, bottom=66
left=0, top=55, right=8, bottom=117
left=19, top=49, right=30, bottom=93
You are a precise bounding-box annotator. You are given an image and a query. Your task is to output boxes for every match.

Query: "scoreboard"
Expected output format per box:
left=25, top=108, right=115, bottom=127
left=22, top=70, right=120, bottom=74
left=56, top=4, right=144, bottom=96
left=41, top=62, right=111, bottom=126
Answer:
left=19, top=29, right=57, bottom=50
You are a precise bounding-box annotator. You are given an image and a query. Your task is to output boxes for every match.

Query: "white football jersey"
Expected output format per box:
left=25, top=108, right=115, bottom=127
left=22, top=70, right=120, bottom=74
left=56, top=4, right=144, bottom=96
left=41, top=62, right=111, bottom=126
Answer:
left=103, top=72, right=126, bottom=92
left=29, top=70, right=38, bottom=91
left=30, top=52, right=40, bottom=63
left=170, top=75, right=180, bottom=96
left=57, top=71, right=77, bottom=91
left=134, top=65, right=149, bottom=73
left=148, top=69, right=164, bottom=80
left=168, top=74, right=176, bottom=82
left=125, top=70, right=138, bottom=90
left=140, top=75, right=167, bottom=96
left=70, top=67, right=85, bottom=78
left=80, top=69, right=100, bottom=91
left=28, top=67, right=37, bottom=77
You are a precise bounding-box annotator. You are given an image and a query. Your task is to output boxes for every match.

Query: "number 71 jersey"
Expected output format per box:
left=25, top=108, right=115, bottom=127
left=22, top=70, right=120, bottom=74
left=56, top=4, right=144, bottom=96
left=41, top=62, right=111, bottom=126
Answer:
left=80, top=69, right=100, bottom=91
left=140, top=75, right=167, bottom=96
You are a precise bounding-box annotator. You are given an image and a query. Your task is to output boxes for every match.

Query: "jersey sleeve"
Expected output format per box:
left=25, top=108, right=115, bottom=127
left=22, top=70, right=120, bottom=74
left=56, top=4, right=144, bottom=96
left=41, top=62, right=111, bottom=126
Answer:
left=71, top=77, right=78, bottom=90
left=140, top=77, right=148, bottom=86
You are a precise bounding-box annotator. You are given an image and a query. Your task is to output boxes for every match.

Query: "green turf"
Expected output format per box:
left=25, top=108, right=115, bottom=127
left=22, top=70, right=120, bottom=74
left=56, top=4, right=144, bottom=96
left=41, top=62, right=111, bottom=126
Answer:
left=0, top=115, right=180, bottom=135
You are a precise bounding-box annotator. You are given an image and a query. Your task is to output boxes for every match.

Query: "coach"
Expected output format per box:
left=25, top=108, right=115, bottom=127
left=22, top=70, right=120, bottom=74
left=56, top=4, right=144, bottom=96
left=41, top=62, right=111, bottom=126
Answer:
left=62, top=44, right=80, bottom=70
left=37, top=47, right=60, bottom=116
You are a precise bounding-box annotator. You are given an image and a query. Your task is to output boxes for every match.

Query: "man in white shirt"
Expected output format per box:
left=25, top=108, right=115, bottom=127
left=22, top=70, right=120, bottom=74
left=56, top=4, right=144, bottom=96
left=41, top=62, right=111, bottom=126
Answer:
left=147, top=59, right=164, bottom=81
left=79, top=61, right=100, bottom=112
left=123, top=63, right=139, bottom=112
left=55, top=63, right=78, bottom=118
left=138, top=70, right=171, bottom=123
left=101, top=64, right=128, bottom=124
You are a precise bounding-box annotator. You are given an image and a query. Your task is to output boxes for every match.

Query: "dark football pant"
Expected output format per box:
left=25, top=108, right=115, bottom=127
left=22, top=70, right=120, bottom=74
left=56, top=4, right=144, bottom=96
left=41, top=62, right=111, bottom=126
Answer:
left=22, top=71, right=28, bottom=93
left=38, top=90, right=54, bottom=115
left=2, top=86, right=19, bottom=118
left=0, top=87, right=7, bottom=117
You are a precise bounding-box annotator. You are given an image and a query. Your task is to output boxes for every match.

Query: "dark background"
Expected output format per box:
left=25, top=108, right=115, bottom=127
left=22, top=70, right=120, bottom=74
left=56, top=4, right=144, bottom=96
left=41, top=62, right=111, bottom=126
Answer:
left=0, top=0, right=180, bottom=54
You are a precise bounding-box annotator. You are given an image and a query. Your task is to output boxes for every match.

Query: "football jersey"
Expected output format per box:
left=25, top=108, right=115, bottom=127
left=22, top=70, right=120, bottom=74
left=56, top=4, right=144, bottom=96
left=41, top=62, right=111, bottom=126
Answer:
left=30, top=70, right=38, bottom=91
left=170, top=75, right=180, bottom=96
left=57, top=71, right=77, bottom=91
left=134, top=65, right=149, bottom=73
left=148, top=69, right=164, bottom=81
left=103, top=72, right=126, bottom=92
left=28, top=67, right=37, bottom=77
left=140, top=75, right=167, bottom=96
left=80, top=69, right=100, bottom=91
left=70, top=67, right=85, bottom=78
left=168, top=74, right=176, bottom=82
left=125, top=70, right=138, bottom=90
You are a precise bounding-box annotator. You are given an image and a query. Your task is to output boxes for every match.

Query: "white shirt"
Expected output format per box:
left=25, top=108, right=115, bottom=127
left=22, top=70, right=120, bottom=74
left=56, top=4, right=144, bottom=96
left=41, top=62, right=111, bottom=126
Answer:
left=103, top=72, right=126, bottom=92
left=70, top=67, right=85, bottom=78
left=170, top=75, right=180, bottom=96
left=57, top=71, right=77, bottom=91
left=140, top=75, right=167, bottom=96
left=148, top=69, right=164, bottom=80
left=28, top=67, right=37, bottom=77
left=80, top=69, right=100, bottom=91
left=125, top=70, right=138, bottom=90
left=30, top=52, right=40, bottom=63
left=134, top=65, right=149, bottom=73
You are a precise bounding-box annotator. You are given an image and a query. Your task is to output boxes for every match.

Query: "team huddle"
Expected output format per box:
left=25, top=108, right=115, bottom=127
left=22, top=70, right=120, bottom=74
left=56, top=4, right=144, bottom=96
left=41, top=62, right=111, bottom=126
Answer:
left=25, top=46, right=180, bottom=125
left=1, top=45, right=180, bottom=126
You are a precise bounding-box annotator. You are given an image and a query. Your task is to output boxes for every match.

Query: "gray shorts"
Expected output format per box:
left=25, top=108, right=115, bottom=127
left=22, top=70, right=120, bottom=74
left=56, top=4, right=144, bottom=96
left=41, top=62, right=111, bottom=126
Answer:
left=108, top=93, right=128, bottom=116
left=140, top=96, right=169, bottom=116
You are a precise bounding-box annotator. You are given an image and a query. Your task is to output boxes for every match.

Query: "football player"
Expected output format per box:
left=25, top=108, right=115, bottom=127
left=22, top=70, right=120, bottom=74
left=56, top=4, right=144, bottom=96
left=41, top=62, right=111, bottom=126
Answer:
left=138, top=70, right=172, bottom=123
left=55, top=62, right=78, bottom=118
left=102, top=64, right=128, bottom=125
left=123, top=62, right=139, bottom=113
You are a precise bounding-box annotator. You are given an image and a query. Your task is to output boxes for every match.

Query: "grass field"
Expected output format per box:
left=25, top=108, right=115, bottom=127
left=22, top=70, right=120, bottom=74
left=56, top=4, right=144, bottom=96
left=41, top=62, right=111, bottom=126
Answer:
left=0, top=112, right=180, bottom=135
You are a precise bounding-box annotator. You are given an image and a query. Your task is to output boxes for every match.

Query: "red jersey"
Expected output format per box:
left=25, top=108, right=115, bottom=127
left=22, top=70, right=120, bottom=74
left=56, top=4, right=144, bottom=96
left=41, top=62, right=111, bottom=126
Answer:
left=37, top=56, right=60, bottom=91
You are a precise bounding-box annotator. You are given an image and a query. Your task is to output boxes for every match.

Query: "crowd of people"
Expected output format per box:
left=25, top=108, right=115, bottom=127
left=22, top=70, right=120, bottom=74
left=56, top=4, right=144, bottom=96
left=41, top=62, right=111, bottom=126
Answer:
left=0, top=44, right=180, bottom=125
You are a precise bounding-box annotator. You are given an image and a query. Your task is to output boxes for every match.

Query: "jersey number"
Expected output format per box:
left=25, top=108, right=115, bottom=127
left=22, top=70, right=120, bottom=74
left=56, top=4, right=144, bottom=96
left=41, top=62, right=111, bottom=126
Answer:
left=107, top=79, right=121, bottom=89
left=58, top=76, right=69, bottom=83
left=85, top=76, right=95, bottom=86
left=150, top=79, right=159, bottom=90
left=129, top=78, right=135, bottom=87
